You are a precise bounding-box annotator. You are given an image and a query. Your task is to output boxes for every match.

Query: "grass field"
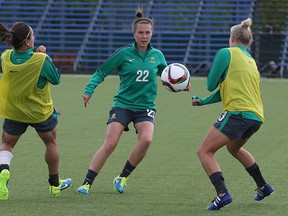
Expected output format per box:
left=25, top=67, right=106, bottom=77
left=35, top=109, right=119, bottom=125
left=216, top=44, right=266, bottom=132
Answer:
left=0, top=75, right=287, bottom=216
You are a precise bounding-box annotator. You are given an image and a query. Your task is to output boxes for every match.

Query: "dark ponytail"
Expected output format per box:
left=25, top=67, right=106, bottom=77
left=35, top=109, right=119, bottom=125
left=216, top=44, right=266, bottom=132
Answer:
left=0, top=22, right=31, bottom=49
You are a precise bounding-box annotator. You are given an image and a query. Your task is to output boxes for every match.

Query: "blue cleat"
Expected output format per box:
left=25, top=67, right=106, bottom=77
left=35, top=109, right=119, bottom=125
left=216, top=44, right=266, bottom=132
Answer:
left=206, top=192, right=233, bottom=210
left=76, top=183, right=91, bottom=195
left=50, top=178, right=72, bottom=196
left=254, top=183, right=274, bottom=201
left=113, top=176, right=127, bottom=193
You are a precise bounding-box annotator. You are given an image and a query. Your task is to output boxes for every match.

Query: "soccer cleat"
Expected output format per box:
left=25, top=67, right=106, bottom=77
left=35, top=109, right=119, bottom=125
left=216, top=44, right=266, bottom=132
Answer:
left=254, top=183, right=274, bottom=201
left=50, top=178, right=72, bottom=196
left=76, top=183, right=91, bottom=195
left=206, top=191, right=233, bottom=210
left=0, top=169, right=10, bottom=200
left=113, top=176, right=127, bottom=193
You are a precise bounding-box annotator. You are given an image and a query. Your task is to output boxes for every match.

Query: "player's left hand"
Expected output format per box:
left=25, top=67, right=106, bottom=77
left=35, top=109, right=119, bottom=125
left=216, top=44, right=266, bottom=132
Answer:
left=184, top=83, right=191, bottom=91
left=36, top=45, right=46, bottom=53
left=192, top=95, right=202, bottom=106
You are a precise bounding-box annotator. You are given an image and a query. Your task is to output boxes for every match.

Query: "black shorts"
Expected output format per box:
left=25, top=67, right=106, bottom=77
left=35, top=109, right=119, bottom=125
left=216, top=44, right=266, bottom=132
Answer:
left=3, top=109, right=60, bottom=136
left=213, top=111, right=262, bottom=140
left=107, top=107, right=155, bottom=131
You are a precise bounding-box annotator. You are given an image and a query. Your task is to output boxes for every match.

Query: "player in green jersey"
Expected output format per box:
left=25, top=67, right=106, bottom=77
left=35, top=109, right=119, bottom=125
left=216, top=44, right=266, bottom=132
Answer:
left=0, top=22, right=72, bottom=200
left=192, top=18, right=274, bottom=210
left=76, top=7, right=167, bottom=195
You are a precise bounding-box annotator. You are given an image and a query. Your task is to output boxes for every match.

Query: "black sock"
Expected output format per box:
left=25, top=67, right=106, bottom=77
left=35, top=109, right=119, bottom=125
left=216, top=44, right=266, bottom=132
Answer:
left=246, top=163, right=266, bottom=188
left=0, top=164, right=9, bottom=172
left=119, top=160, right=136, bottom=178
left=209, top=172, right=228, bottom=195
left=48, top=173, right=59, bottom=187
left=82, top=169, right=98, bottom=185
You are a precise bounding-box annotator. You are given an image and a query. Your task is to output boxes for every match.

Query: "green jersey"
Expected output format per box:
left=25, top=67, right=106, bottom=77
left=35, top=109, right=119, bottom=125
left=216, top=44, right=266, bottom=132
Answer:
left=83, top=43, right=167, bottom=112
left=196, top=45, right=262, bottom=122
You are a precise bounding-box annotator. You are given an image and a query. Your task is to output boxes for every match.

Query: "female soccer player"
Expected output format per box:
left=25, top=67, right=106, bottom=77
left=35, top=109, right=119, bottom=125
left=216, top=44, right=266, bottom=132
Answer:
left=192, top=18, right=274, bottom=210
left=76, top=7, right=167, bottom=195
left=0, top=22, right=72, bottom=200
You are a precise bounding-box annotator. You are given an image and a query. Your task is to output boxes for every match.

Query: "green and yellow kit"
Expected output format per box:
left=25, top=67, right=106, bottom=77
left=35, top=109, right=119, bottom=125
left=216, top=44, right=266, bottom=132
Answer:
left=195, top=45, right=263, bottom=122
left=0, top=48, right=61, bottom=123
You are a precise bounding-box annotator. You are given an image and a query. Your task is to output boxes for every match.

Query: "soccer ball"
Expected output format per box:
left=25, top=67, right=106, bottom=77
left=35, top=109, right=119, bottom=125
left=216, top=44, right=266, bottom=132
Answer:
left=160, top=63, right=190, bottom=92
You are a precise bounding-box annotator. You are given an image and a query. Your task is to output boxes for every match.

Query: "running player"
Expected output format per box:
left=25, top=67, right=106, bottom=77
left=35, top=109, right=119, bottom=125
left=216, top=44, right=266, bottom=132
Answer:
left=76, top=7, right=167, bottom=195
left=192, top=18, right=274, bottom=210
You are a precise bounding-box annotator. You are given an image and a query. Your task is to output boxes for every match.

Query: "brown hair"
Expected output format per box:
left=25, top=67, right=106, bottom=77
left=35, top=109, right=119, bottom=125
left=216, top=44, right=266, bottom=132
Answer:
left=231, top=18, right=253, bottom=47
left=0, top=22, right=31, bottom=49
left=132, top=7, right=154, bottom=33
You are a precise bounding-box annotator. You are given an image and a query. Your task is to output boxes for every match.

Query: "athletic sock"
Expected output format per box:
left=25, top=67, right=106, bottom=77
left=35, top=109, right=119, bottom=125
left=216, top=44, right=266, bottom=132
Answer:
left=246, top=163, right=266, bottom=188
left=48, top=173, right=60, bottom=187
left=82, top=169, right=98, bottom=185
left=209, top=171, right=228, bottom=195
left=0, top=164, right=9, bottom=172
left=119, top=160, right=135, bottom=178
left=0, top=150, right=14, bottom=165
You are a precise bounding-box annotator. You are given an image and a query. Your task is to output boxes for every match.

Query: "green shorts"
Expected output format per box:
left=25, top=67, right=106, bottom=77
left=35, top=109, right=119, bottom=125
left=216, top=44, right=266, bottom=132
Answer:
left=213, top=111, right=262, bottom=140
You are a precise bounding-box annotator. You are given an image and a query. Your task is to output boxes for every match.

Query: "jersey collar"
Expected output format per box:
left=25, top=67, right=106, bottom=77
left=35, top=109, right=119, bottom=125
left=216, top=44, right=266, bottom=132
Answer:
left=132, top=42, right=153, bottom=52
left=13, top=47, right=34, bottom=55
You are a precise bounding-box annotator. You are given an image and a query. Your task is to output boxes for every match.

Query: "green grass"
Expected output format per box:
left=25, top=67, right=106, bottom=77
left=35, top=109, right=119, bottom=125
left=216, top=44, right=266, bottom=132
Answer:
left=0, top=75, right=287, bottom=216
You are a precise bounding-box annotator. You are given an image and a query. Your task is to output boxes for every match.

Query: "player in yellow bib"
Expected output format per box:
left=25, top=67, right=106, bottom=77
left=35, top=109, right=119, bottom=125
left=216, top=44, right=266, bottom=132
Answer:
left=0, top=49, right=52, bottom=123
left=192, top=18, right=274, bottom=210
left=0, top=22, right=72, bottom=200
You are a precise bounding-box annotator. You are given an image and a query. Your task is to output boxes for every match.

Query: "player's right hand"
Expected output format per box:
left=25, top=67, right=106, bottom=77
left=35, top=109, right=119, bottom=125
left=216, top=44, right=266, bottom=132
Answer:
left=82, top=94, right=91, bottom=108
left=36, top=45, right=46, bottom=53
left=192, top=95, right=202, bottom=106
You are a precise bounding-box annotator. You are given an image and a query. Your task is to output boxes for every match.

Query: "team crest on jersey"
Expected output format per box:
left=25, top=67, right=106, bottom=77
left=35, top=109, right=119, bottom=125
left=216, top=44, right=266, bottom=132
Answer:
left=149, top=57, right=156, bottom=63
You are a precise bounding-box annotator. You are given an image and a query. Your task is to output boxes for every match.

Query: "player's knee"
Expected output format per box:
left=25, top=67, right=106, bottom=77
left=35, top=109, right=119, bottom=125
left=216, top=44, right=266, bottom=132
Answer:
left=197, top=148, right=203, bottom=159
left=102, top=142, right=117, bottom=155
left=197, top=146, right=212, bottom=160
left=140, top=138, right=152, bottom=149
